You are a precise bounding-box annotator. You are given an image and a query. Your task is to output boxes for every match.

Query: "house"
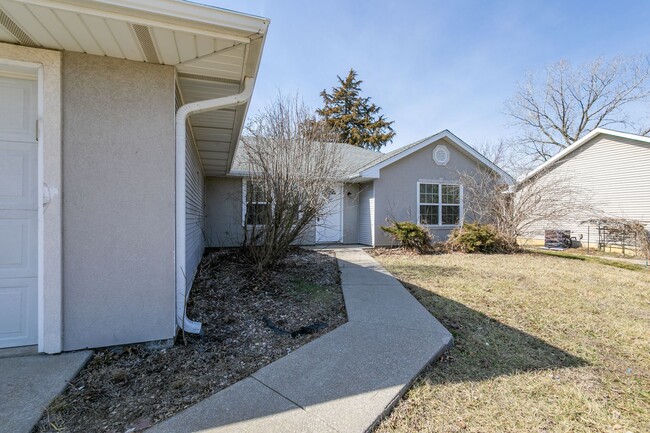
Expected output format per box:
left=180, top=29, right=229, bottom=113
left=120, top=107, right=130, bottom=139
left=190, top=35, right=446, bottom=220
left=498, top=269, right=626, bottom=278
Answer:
left=206, top=130, right=512, bottom=247
left=0, top=0, right=269, bottom=353
left=519, top=128, right=650, bottom=247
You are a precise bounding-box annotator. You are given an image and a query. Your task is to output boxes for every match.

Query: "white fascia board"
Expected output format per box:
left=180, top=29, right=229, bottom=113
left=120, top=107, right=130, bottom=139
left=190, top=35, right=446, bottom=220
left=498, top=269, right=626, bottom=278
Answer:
left=360, top=130, right=514, bottom=184
left=227, top=170, right=249, bottom=177
left=518, top=128, right=650, bottom=183
left=15, top=0, right=269, bottom=42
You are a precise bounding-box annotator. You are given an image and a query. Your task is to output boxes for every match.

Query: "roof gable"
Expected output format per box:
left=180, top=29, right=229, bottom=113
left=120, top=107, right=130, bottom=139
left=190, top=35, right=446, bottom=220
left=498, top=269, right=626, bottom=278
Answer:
left=357, top=130, right=513, bottom=183
left=520, top=128, right=650, bottom=182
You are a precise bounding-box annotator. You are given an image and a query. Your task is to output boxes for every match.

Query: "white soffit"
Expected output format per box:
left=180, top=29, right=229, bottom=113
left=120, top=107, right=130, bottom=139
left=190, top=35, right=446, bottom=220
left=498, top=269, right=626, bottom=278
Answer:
left=0, top=0, right=269, bottom=176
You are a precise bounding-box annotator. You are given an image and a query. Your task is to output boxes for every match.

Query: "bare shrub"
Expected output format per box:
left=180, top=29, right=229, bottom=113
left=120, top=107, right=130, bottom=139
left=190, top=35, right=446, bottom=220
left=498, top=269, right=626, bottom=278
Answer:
left=242, top=94, right=344, bottom=271
left=460, top=167, right=599, bottom=246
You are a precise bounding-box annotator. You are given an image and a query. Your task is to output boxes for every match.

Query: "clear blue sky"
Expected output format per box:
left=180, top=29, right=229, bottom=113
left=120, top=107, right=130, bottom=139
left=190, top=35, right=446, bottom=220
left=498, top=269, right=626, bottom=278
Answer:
left=204, top=0, right=650, bottom=153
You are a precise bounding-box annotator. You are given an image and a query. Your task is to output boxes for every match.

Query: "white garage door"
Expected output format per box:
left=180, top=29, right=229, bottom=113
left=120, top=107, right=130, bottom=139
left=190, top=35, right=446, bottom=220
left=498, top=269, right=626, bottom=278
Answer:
left=0, top=74, right=38, bottom=348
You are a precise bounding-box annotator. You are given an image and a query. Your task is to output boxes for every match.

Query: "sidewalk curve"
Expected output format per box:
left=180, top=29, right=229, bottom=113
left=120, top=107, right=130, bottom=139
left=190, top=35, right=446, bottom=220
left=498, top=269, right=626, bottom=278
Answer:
left=149, top=248, right=453, bottom=433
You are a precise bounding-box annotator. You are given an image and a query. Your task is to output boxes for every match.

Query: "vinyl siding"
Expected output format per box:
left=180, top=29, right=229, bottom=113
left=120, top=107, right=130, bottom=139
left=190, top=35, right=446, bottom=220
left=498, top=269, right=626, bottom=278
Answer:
left=176, top=84, right=205, bottom=293
left=359, top=182, right=375, bottom=246
left=526, top=135, right=650, bottom=244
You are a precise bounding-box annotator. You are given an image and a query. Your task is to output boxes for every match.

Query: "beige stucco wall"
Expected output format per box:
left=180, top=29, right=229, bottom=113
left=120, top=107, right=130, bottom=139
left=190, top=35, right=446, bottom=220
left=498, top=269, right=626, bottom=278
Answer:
left=61, top=52, right=176, bottom=350
left=373, top=137, right=484, bottom=245
left=205, top=176, right=245, bottom=247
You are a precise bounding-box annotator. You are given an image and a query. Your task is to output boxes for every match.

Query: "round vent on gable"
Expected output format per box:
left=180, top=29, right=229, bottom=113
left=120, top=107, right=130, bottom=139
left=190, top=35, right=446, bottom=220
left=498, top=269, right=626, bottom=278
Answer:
left=433, top=144, right=450, bottom=165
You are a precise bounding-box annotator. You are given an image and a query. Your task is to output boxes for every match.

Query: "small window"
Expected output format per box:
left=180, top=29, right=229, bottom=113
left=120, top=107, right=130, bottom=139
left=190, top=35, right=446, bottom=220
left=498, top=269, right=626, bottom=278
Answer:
left=418, top=182, right=461, bottom=226
left=433, top=145, right=450, bottom=165
left=245, top=181, right=271, bottom=226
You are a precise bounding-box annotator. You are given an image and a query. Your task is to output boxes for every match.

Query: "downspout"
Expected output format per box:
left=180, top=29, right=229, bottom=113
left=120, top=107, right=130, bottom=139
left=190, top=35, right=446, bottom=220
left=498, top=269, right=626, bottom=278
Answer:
left=176, top=76, right=254, bottom=334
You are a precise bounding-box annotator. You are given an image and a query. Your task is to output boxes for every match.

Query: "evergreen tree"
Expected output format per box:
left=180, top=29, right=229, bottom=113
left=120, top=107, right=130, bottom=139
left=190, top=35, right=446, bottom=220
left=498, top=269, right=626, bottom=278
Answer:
left=317, top=69, right=395, bottom=151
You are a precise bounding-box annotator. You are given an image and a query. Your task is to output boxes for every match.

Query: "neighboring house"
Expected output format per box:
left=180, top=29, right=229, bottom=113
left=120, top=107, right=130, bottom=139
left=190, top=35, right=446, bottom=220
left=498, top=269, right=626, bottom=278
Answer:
left=206, top=130, right=512, bottom=247
left=519, top=128, right=650, bottom=246
left=0, top=0, right=268, bottom=353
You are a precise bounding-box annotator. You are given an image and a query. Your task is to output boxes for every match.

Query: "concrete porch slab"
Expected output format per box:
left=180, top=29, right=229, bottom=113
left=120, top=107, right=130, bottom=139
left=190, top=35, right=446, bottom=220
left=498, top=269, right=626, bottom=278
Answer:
left=0, top=350, right=92, bottom=433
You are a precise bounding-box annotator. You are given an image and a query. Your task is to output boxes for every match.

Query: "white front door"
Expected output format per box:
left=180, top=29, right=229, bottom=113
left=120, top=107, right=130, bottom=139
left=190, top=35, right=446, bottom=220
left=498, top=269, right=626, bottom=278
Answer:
left=0, top=75, right=38, bottom=348
left=316, top=185, right=342, bottom=243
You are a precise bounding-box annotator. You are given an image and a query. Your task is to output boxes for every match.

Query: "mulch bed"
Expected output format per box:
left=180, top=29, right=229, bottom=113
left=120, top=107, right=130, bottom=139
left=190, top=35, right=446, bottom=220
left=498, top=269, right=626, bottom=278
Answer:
left=35, top=248, right=346, bottom=433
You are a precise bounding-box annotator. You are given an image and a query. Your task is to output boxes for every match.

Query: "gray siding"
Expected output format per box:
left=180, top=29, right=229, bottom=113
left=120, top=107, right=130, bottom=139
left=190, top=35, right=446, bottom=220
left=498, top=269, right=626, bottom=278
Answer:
left=526, top=135, right=650, bottom=244
left=373, top=137, right=483, bottom=245
left=358, top=182, right=375, bottom=245
left=177, top=86, right=205, bottom=292
left=342, top=183, right=360, bottom=244
left=62, top=52, right=176, bottom=350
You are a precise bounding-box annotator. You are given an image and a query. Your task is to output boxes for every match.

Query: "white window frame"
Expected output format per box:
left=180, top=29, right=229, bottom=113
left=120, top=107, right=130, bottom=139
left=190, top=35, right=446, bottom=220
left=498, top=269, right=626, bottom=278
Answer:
left=241, top=179, right=272, bottom=228
left=416, top=181, right=463, bottom=227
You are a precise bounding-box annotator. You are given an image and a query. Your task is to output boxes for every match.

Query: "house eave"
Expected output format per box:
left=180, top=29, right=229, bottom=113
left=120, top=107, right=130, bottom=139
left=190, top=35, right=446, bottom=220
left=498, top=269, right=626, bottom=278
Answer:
left=358, top=130, right=514, bottom=184
left=518, top=127, right=650, bottom=184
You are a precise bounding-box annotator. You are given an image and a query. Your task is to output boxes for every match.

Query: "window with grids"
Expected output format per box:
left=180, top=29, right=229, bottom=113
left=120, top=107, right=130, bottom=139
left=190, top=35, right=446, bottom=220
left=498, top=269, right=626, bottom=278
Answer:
left=245, top=181, right=271, bottom=226
left=418, top=183, right=461, bottom=225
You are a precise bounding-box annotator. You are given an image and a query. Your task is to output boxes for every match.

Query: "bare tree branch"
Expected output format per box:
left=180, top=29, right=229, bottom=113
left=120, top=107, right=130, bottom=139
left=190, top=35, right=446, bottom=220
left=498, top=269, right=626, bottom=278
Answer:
left=459, top=167, right=601, bottom=245
left=242, top=93, right=344, bottom=271
left=505, top=55, right=650, bottom=163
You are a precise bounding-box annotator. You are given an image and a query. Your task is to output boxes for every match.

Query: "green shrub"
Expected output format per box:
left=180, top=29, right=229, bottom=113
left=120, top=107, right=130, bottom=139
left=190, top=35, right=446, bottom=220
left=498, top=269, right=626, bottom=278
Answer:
left=380, top=221, right=432, bottom=252
left=446, top=223, right=513, bottom=253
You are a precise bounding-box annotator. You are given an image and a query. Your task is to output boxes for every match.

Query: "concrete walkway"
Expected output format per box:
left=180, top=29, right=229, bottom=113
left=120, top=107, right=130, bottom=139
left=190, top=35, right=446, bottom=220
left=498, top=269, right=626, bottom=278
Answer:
left=0, top=350, right=92, bottom=433
left=150, top=248, right=453, bottom=433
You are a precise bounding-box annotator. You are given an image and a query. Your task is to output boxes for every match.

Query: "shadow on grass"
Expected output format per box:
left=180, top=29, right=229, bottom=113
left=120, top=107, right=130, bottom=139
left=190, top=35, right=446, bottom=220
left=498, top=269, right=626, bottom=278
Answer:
left=400, top=280, right=588, bottom=384
left=530, top=249, right=648, bottom=272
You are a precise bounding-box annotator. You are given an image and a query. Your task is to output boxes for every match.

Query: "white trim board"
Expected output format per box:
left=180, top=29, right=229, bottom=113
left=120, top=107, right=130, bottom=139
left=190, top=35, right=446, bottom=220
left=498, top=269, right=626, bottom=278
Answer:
left=416, top=181, right=464, bottom=228
left=0, top=44, right=63, bottom=354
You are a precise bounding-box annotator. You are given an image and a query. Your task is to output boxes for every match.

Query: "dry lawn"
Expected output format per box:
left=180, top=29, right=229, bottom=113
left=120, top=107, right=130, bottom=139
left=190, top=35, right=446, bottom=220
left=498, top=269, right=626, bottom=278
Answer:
left=371, top=251, right=650, bottom=433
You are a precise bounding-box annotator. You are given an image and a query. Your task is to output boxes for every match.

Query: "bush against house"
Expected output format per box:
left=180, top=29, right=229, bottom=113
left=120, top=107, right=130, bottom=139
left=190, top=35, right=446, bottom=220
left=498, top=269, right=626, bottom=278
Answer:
left=380, top=221, right=432, bottom=252
left=242, top=94, right=344, bottom=271
left=446, top=222, right=513, bottom=253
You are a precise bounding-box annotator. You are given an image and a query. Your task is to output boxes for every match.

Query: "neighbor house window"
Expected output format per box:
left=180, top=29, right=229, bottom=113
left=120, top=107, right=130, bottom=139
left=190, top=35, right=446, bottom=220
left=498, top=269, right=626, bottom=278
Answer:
left=418, top=182, right=461, bottom=226
left=245, top=181, right=271, bottom=226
